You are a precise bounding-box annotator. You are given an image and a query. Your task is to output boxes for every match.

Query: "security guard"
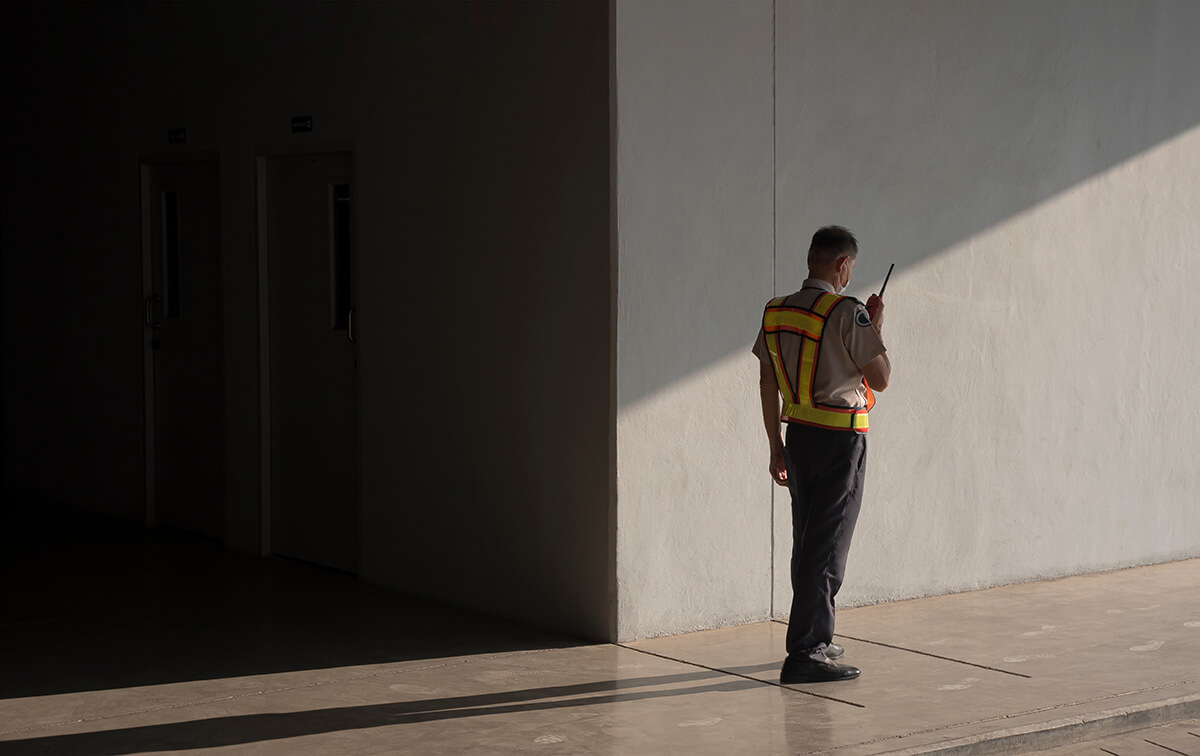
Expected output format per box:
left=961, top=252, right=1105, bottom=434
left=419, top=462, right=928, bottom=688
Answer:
left=753, top=226, right=891, bottom=684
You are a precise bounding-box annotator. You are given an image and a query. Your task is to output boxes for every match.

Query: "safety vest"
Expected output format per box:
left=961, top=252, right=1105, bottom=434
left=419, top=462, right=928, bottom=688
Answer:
left=763, top=292, right=876, bottom=432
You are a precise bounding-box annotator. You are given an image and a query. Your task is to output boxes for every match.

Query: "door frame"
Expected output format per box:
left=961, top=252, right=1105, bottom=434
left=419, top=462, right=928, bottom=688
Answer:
left=139, top=151, right=221, bottom=529
left=254, top=143, right=358, bottom=559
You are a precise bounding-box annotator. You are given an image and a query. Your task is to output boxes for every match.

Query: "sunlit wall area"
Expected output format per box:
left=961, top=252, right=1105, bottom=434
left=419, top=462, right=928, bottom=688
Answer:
left=614, top=0, right=1200, bottom=640
left=771, top=0, right=1200, bottom=613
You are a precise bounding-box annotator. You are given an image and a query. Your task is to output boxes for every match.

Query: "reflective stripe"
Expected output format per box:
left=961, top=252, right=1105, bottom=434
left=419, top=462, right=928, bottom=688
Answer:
left=763, top=296, right=797, bottom=403
left=762, top=309, right=825, bottom=340
left=766, top=330, right=796, bottom=404
left=762, top=291, right=870, bottom=433
left=796, top=337, right=819, bottom=403
left=811, top=291, right=841, bottom=317
left=782, top=402, right=869, bottom=431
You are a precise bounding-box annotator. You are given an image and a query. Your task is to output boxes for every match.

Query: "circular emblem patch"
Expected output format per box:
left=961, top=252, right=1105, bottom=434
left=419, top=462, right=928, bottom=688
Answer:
left=855, top=309, right=873, bottom=328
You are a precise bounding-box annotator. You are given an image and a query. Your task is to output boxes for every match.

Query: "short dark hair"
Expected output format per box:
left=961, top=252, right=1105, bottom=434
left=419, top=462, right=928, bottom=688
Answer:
left=807, top=226, right=858, bottom=267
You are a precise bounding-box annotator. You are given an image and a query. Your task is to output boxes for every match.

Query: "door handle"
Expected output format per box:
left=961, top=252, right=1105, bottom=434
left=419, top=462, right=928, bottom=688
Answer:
left=348, top=308, right=356, bottom=343
left=144, top=295, right=162, bottom=328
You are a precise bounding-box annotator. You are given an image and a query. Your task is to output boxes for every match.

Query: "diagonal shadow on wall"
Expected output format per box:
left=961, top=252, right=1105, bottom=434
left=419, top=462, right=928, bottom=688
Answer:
left=617, top=0, right=1200, bottom=410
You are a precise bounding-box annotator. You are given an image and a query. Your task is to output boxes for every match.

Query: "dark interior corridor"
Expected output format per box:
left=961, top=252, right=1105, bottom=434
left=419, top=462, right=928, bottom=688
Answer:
left=0, top=500, right=580, bottom=701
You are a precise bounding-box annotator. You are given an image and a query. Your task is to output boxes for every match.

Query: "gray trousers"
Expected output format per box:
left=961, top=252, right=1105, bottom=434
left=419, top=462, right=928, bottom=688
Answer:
left=783, top=422, right=867, bottom=660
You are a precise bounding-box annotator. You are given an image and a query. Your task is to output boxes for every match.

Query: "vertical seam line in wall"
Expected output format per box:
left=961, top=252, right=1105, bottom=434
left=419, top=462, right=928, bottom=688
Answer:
left=608, top=0, right=619, bottom=642
left=769, top=0, right=777, bottom=619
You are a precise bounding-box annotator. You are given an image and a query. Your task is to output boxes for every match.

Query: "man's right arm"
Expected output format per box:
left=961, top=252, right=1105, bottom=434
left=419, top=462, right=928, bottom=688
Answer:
left=861, top=352, right=891, bottom=391
left=759, top=360, right=789, bottom=486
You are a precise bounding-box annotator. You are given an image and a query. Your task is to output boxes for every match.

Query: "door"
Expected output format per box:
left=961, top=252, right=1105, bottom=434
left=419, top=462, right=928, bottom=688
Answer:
left=262, top=152, right=358, bottom=573
left=142, top=159, right=224, bottom=539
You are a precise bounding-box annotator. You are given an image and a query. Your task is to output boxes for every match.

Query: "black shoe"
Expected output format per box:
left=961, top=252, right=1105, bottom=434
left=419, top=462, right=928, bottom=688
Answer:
left=824, top=643, right=844, bottom=660
left=780, top=658, right=861, bottom=684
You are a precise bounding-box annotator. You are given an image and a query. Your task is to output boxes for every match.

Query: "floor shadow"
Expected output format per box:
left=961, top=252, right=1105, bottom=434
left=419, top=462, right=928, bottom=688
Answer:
left=0, top=503, right=583, bottom=700
left=0, top=669, right=765, bottom=755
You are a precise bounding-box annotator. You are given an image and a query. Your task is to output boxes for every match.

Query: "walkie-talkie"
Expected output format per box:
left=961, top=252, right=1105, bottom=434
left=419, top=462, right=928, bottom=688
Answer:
left=877, top=263, right=895, bottom=298
left=866, top=263, right=894, bottom=323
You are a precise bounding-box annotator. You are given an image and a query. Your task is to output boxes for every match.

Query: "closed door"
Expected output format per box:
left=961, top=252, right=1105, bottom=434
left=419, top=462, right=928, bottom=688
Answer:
left=142, top=159, right=224, bottom=539
left=263, top=152, right=358, bottom=573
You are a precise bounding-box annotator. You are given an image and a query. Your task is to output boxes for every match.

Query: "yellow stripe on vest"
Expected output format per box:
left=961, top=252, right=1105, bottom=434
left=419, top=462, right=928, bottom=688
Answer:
left=766, top=331, right=795, bottom=404
left=782, top=402, right=870, bottom=431
left=796, top=337, right=819, bottom=404
left=763, top=309, right=825, bottom=340
left=811, top=291, right=841, bottom=317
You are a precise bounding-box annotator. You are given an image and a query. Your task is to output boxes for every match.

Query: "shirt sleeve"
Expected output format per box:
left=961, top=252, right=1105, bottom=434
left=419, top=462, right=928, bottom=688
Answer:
left=752, top=325, right=770, bottom=364
left=842, top=300, right=887, bottom=369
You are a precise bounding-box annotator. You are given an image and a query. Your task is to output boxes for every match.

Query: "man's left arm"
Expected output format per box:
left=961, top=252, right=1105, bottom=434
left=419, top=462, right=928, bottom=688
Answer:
left=861, top=296, right=891, bottom=390
left=847, top=297, right=889, bottom=389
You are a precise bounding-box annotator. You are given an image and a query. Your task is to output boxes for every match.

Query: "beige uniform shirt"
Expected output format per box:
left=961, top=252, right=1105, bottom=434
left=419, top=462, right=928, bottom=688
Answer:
left=752, top=279, right=887, bottom=410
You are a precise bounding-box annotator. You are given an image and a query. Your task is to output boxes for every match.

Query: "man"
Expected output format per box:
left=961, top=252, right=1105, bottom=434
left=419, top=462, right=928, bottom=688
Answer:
left=753, top=226, right=891, bottom=684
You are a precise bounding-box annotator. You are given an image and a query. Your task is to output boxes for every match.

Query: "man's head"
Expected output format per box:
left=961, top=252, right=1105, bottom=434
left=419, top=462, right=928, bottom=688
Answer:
left=807, top=225, right=858, bottom=292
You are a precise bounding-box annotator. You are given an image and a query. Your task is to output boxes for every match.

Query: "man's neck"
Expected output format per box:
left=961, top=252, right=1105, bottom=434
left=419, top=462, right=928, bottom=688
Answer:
left=808, top=272, right=838, bottom=289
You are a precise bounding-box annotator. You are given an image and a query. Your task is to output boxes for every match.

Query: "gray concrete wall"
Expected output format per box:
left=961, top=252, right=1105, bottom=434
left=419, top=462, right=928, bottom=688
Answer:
left=353, top=3, right=614, bottom=641
left=773, top=0, right=1200, bottom=612
left=615, top=0, right=775, bottom=640
left=1, top=2, right=613, bottom=639
left=615, top=0, right=1200, bottom=640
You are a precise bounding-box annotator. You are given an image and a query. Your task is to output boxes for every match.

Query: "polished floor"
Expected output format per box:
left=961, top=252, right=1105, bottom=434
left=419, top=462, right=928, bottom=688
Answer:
left=1, top=508, right=1198, bottom=755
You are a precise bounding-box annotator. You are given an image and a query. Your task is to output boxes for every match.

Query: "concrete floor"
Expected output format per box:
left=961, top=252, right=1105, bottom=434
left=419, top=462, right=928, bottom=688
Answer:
left=1, top=509, right=1198, bottom=755
left=1032, top=718, right=1200, bottom=755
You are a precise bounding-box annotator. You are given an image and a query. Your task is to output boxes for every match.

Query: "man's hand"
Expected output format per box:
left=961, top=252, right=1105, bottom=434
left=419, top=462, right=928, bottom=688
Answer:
left=866, top=294, right=884, bottom=332
left=770, top=447, right=788, bottom=486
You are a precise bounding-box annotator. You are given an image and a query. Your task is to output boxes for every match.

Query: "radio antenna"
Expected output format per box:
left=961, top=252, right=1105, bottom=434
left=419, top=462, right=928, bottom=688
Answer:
left=878, top=263, right=895, bottom=298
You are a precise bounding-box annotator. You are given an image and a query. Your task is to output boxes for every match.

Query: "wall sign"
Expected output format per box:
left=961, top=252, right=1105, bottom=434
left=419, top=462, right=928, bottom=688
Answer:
left=291, top=116, right=313, bottom=133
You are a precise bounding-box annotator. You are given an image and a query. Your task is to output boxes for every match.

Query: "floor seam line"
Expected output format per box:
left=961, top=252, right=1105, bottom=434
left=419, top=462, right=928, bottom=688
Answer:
left=1145, top=739, right=1189, bottom=755
left=767, top=620, right=1032, bottom=679
left=611, top=643, right=866, bottom=709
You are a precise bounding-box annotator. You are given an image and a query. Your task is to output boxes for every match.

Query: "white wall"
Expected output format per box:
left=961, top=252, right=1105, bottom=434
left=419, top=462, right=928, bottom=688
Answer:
left=615, top=0, right=1200, bottom=640
left=773, top=0, right=1200, bottom=611
left=615, top=0, right=775, bottom=640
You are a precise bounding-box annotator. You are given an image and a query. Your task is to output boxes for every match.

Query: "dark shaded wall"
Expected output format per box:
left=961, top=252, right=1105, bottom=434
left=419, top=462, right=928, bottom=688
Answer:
left=0, top=2, right=613, bottom=639
left=1, top=7, right=148, bottom=520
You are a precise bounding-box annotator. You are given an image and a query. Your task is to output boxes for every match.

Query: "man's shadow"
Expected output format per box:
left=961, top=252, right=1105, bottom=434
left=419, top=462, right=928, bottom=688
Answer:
left=0, top=665, right=779, bottom=755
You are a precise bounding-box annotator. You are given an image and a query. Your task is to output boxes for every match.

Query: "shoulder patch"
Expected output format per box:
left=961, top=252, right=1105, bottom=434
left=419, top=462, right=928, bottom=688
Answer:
left=855, top=309, right=873, bottom=328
